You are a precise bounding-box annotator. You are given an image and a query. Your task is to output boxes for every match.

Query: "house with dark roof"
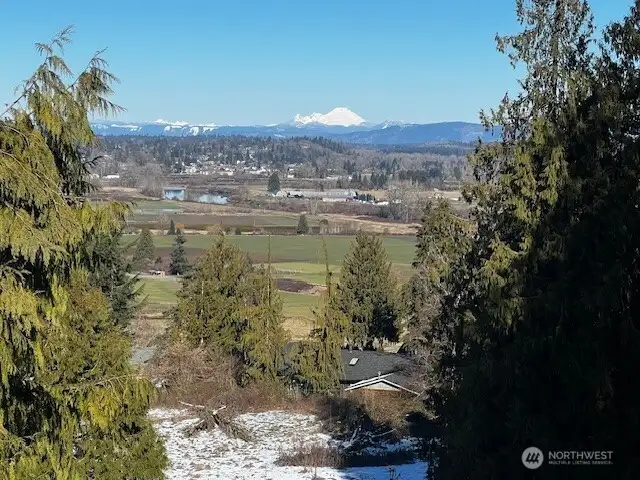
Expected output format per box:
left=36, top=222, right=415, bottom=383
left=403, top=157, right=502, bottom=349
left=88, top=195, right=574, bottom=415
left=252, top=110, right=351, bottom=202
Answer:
left=340, top=349, right=419, bottom=395
left=283, top=342, right=420, bottom=395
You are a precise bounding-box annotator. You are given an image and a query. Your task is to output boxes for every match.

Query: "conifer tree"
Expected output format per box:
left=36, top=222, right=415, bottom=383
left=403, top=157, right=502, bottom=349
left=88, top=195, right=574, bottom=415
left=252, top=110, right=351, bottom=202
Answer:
left=336, top=231, right=398, bottom=349
left=403, top=200, right=471, bottom=352
left=423, top=1, right=640, bottom=478
left=86, top=228, right=143, bottom=327
left=267, top=171, right=281, bottom=194
left=42, top=271, right=167, bottom=478
left=173, top=236, right=288, bottom=381
left=296, top=214, right=309, bottom=235
left=239, top=237, right=289, bottom=382
left=291, top=239, right=348, bottom=393
left=133, top=227, right=156, bottom=271
left=169, top=229, right=190, bottom=275
left=167, top=218, right=176, bottom=235
left=0, top=27, right=165, bottom=477
left=174, top=237, right=252, bottom=349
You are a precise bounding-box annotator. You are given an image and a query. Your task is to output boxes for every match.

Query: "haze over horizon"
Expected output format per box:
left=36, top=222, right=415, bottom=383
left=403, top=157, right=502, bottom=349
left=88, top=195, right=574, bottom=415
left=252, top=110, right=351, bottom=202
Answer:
left=1, top=0, right=628, bottom=126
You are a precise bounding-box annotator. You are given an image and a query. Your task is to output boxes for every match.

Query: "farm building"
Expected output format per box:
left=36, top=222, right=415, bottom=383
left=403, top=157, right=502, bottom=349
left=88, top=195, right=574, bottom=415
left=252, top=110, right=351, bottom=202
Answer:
left=163, top=187, right=186, bottom=201
left=285, top=189, right=357, bottom=201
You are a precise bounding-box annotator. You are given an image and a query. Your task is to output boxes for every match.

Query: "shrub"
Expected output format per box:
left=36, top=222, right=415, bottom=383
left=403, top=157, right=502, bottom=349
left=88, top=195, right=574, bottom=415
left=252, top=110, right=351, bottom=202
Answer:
left=276, top=444, right=417, bottom=468
left=145, top=340, right=292, bottom=414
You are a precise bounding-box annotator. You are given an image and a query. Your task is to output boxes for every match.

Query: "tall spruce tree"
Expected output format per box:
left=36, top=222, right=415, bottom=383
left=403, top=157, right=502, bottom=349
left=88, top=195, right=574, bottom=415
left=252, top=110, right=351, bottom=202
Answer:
left=173, top=236, right=287, bottom=381
left=402, top=199, right=471, bottom=380
left=296, top=214, right=309, bottom=235
left=169, top=230, right=190, bottom=275
left=239, top=237, right=289, bottom=383
left=86, top=228, right=143, bottom=327
left=133, top=227, right=156, bottom=271
left=267, top=171, right=281, bottom=194
left=424, top=1, right=640, bottom=479
left=336, top=231, right=398, bottom=349
left=0, top=28, right=165, bottom=477
left=167, top=219, right=176, bottom=235
left=290, top=239, right=348, bottom=393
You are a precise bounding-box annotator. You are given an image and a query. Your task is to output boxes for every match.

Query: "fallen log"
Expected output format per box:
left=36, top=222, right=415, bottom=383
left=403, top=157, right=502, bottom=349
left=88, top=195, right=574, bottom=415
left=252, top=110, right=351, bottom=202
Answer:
left=178, top=401, right=253, bottom=442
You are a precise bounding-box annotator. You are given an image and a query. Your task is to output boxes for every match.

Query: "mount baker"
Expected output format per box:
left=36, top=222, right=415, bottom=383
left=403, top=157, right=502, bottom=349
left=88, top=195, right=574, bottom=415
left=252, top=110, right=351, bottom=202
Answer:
left=91, top=107, right=498, bottom=145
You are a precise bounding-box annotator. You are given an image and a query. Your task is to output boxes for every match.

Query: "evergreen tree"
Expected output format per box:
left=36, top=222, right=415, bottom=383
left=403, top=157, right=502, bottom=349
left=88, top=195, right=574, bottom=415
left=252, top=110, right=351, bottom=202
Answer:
left=86, top=228, right=143, bottom=327
left=336, top=231, right=398, bottom=349
left=0, top=28, right=165, bottom=477
left=296, top=214, right=309, bottom=235
left=402, top=200, right=472, bottom=404
left=169, top=230, right=190, bottom=275
left=167, top=218, right=176, bottom=235
left=290, top=239, right=348, bottom=393
left=132, top=227, right=156, bottom=271
left=239, top=237, right=289, bottom=383
left=405, top=200, right=472, bottom=346
left=174, top=237, right=252, bottom=349
left=267, top=171, right=281, bottom=194
left=424, top=1, right=640, bottom=478
left=42, top=271, right=167, bottom=478
left=173, top=237, right=288, bottom=381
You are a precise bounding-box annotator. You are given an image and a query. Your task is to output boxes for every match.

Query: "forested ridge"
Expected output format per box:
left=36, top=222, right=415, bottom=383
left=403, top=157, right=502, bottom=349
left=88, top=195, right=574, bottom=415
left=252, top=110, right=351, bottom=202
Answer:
left=93, top=134, right=469, bottom=186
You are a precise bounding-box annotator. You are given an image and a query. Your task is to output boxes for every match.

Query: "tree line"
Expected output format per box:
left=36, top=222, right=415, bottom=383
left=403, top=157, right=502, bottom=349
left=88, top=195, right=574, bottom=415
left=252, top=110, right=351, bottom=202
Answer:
left=95, top=134, right=468, bottom=188
left=168, top=230, right=402, bottom=393
left=406, top=1, right=640, bottom=478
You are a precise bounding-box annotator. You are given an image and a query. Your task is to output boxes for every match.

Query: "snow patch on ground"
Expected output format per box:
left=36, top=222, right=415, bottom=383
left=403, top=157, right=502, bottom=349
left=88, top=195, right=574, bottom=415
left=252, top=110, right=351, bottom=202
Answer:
left=150, top=408, right=426, bottom=480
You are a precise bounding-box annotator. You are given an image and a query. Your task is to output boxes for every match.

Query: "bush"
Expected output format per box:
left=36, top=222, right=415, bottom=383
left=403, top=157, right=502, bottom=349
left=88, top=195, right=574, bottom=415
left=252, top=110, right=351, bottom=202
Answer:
left=235, top=227, right=242, bottom=235
left=276, top=444, right=417, bottom=469
left=313, top=391, right=425, bottom=437
left=145, top=340, right=292, bottom=414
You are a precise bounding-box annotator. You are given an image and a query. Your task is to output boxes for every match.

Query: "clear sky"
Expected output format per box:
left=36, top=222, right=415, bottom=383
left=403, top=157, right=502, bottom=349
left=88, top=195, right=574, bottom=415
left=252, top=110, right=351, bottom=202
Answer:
left=0, top=0, right=631, bottom=125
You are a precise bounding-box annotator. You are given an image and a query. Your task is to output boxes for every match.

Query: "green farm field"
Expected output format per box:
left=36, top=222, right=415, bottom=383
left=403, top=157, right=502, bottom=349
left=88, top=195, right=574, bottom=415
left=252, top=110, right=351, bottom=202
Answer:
left=137, top=275, right=320, bottom=339
left=142, top=234, right=416, bottom=265
left=138, top=276, right=181, bottom=306
left=132, top=234, right=417, bottom=339
left=130, top=213, right=319, bottom=229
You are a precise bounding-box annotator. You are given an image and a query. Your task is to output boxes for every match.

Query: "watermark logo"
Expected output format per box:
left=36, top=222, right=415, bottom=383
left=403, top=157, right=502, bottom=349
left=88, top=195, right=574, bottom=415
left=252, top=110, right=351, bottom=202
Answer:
left=521, top=447, right=614, bottom=468
left=522, top=447, right=544, bottom=470
left=547, top=450, right=613, bottom=466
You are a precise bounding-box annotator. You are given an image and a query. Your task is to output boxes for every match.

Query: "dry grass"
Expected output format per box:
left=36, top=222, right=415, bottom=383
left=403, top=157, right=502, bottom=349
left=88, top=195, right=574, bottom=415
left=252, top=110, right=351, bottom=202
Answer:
left=144, top=340, right=295, bottom=415
left=346, top=390, right=425, bottom=433
left=144, top=340, right=425, bottom=430
left=282, top=316, right=315, bottom=340
left=311, top=392, right=426, bottom=439
left=129, top=314, right=170, bottom=348
left=276, top=444, right=416, bottom=469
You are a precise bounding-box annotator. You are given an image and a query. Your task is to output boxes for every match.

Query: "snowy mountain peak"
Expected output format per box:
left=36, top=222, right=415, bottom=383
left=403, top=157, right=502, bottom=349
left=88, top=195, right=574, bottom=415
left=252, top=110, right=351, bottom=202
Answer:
left=377, top=120, right=410, bottom=129
left=153, top=119, right=189, bottom=126
left=293, top=107, right=366, bottom=127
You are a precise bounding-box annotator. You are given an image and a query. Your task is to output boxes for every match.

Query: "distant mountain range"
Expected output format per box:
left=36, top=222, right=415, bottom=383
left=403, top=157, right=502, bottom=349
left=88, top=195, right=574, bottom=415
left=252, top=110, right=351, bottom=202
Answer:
left=91, top=107, right=500, bottom=145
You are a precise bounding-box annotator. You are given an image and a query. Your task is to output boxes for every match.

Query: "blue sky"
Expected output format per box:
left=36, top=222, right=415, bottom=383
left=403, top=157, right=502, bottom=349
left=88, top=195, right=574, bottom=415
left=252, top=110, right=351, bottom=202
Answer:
left=1, top=0, right=631, bottom=125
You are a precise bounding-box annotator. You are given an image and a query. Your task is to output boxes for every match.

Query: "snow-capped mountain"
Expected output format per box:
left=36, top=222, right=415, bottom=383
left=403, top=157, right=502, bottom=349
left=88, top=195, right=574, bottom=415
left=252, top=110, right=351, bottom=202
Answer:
left=375, top=120, right=410, bottom=129
left=292, top=107, right=366, bottom=127
left=90, top=108, right=500, bottom=145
